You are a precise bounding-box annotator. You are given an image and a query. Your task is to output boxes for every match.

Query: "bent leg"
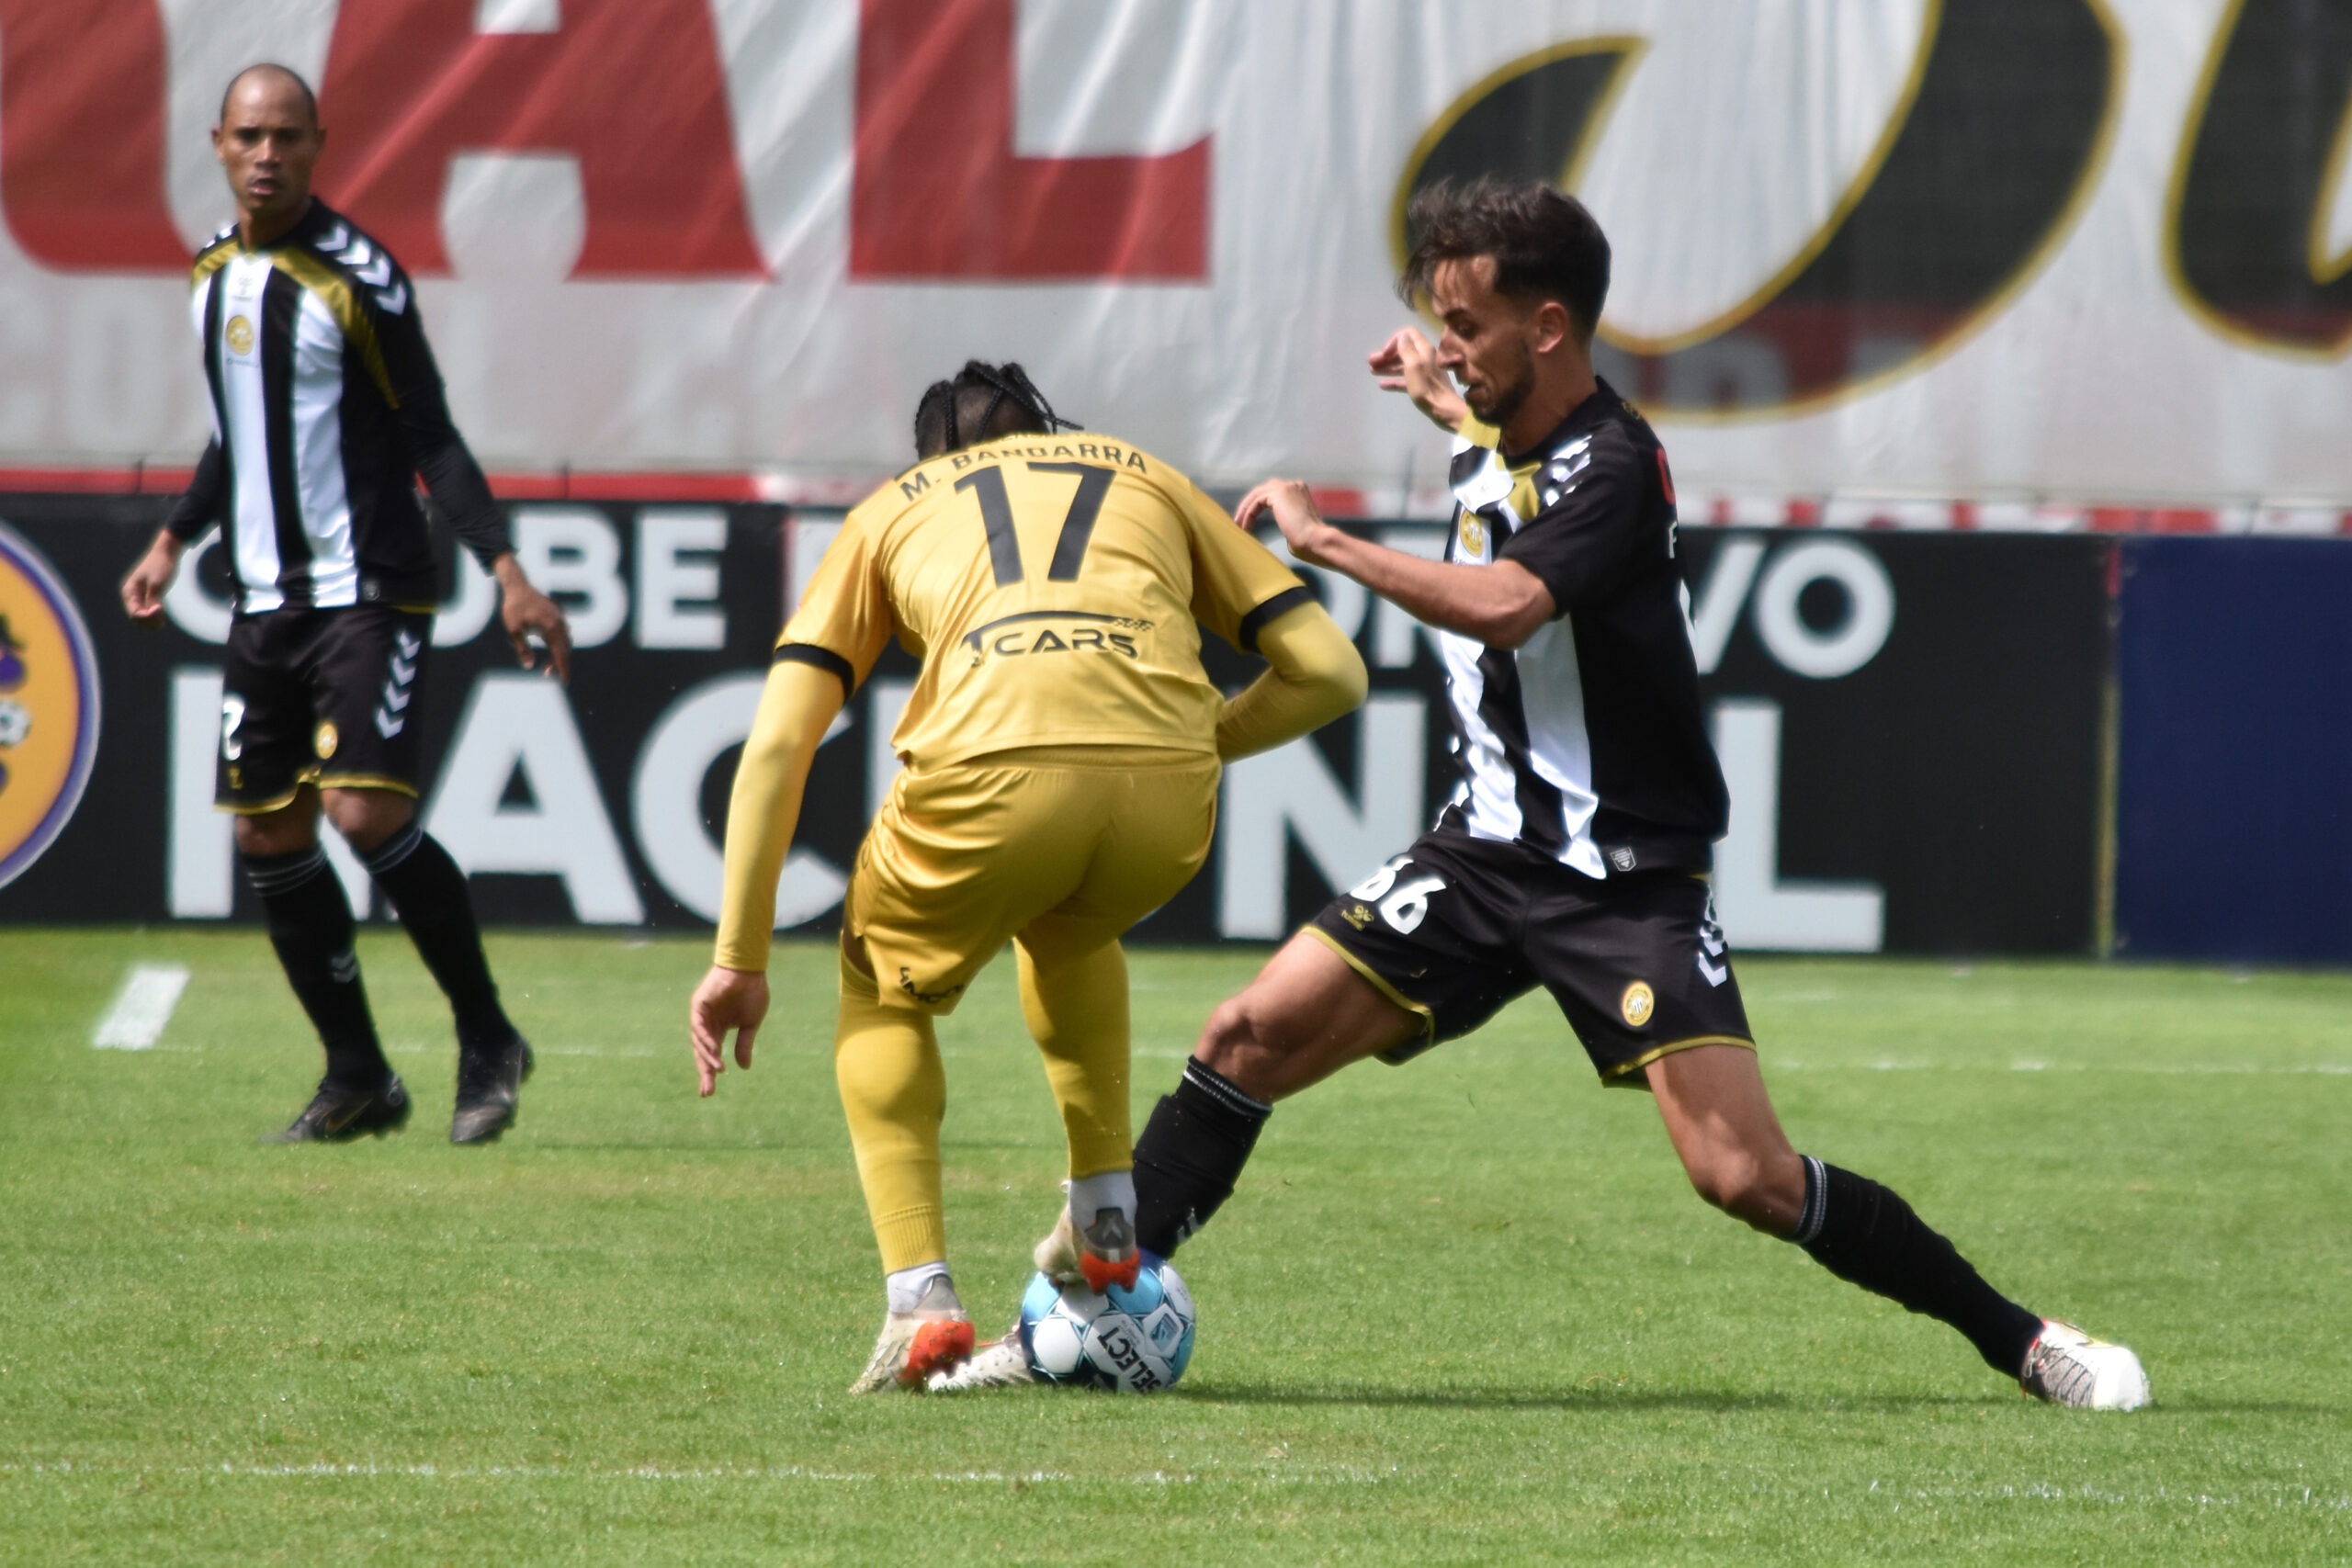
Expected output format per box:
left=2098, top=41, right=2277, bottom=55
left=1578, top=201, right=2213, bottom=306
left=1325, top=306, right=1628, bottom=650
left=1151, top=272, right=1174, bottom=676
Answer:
left=329, top=786, right=515, bottom=1052
left=1645, top=1043, right=1805, bottom=1234
left=833, top=953, right=949, bottom=1275
left=1198, top=931, right=1423, bottom=1102
left=1133, top=932, right=1421, bottom=1256
left=1648, top=1044, right=2042, bottom=1375
left=1015, top=919, right=1132, bottom=1183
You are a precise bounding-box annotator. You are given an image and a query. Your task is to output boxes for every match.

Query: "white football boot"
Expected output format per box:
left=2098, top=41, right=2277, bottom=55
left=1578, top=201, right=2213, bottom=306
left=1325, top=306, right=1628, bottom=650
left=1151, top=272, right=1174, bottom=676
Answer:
left=2019, top=1319, right=2151, bottom=1410
left=1033, top=1205, right=1140, bottom=1292
left=926, top=1333, right=1037, bottom=1393
left=849, top=1275, right=974, bottom=1393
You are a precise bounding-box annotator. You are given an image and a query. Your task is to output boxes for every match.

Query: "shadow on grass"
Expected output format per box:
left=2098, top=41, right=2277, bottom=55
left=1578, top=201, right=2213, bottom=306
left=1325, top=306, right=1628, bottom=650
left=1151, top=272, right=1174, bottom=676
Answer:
left=1179, top=1382, right=1817, bottom=1413
left=1182, top=1384, right=2346, bottom=1417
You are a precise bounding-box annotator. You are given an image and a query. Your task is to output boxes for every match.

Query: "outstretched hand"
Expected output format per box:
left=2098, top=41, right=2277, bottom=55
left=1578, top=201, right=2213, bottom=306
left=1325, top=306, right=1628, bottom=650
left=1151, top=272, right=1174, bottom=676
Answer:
left=1234, top=478, right=1340, bottom=568
left=689, top=964, right=770, bottom=1097
left=1368, top=327, right=1467, bottom=434
left=494, top=554, right=573, bottom=684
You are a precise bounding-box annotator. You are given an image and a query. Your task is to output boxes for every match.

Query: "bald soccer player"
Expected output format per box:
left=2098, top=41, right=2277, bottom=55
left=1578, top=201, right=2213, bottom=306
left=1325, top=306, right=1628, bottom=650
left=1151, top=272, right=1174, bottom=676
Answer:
left=122, top=65, right=571, bottom=1145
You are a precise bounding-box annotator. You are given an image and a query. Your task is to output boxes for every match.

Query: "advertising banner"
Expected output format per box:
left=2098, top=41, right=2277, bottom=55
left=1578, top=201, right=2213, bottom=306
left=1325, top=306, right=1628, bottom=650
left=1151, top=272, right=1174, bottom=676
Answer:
left=1, top=0, right=2350, bottom=512
left=0, top=502, right=2111, bottom=955
left=2115, top=537, right=2352, bottom=963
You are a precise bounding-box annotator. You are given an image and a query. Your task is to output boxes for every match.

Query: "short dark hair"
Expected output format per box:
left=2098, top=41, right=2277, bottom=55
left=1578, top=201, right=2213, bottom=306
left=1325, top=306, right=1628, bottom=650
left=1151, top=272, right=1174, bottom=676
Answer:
left=1399, top=178, right=1611, bottom=338
left=219, top=63, right=319, bottom=130
left=912, top=361, right=1080, bottom=459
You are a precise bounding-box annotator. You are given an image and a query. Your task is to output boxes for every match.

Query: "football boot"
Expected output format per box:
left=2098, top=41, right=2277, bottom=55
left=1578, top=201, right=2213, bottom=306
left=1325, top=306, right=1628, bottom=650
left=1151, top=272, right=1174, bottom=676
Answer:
left=850, top=1274, right=974, bottom=1393
left=266, top=1073, right=412, bottom=1143
left=1034, top=1205, right=1141, bottom=1292
left=450, top=1035, right=534, bottom=1145
left=2020, top=1320, right=2151, bottom=1410
left=926, top=1330, right=1036, bottom=1393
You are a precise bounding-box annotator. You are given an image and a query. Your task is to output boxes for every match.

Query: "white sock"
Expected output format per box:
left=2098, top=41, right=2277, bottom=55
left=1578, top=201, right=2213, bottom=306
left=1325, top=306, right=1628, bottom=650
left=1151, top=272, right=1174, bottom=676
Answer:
left=885, top=1260, right=956, bottom=1315
left=1067, top=1169, right=1136, bottom=1235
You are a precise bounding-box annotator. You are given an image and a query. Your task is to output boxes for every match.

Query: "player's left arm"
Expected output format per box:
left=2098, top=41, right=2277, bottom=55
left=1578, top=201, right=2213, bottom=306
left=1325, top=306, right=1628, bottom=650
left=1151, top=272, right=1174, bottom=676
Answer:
left=373, top=288, right=572, bottom=682
left=1174, top=477, right=1369, bottom=756
left=1236, top=479, right=1555, bottom=649
left=1215, top=601, right=1367, bottom=760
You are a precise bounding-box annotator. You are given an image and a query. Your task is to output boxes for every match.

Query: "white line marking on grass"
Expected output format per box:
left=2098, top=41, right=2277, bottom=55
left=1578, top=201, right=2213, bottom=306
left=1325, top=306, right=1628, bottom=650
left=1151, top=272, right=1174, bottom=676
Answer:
left=91, top=964, right=191, bottom=1050
left=1772, top=1060, right=2351, bottom=1077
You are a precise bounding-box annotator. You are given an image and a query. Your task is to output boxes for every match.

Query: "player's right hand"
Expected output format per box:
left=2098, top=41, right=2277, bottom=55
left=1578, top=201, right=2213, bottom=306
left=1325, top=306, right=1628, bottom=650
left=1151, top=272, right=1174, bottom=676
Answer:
left=119, top=534, right=183, bottom=627
left=689, top=964, right=769, bottom=1097
left=1368, top=327, right=1468, bottom=434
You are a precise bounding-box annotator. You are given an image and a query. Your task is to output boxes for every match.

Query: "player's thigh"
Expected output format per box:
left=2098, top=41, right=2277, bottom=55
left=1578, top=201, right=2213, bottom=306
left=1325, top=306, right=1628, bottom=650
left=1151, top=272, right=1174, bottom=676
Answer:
left=1197, top=930, right=1427, bottom=1101
left=1529, top=873, right=1756, bottom=1089
left=217, top=613, right=321, bottom=815
left=1290, top=830, right=1536, bottom=1071
left=846, top=761, right=1099, bottom=1012
left=1025, top=758, right=1222, bottom=965
left=300, top=606, right=432, bottom=800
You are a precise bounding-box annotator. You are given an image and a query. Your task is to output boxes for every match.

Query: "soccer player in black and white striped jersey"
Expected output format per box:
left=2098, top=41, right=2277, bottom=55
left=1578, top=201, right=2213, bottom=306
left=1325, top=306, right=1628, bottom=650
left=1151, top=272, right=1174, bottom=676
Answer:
left=120, top=65, right=571, bottom=1145
left=1101, top=180, right=2149, bottom=1410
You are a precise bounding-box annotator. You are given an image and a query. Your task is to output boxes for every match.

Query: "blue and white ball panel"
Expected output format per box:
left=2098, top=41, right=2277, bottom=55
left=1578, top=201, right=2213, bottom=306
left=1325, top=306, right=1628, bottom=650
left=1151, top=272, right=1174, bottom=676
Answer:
left=1017, top=1250, right=1194, bottom=1392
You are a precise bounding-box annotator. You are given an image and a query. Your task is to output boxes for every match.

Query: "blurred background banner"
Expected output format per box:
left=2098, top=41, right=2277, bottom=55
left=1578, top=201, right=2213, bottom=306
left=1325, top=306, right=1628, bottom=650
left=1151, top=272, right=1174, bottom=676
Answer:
left=0, top=507, right=2122, bottom=955
left=2, top=0, right=2350, bottom=508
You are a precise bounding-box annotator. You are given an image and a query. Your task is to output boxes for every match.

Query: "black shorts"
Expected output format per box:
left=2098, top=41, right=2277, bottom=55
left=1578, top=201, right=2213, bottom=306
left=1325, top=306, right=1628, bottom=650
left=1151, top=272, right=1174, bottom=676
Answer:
left=216, top=605, right=433, bottom=812
left=1307, top=827, right=1753, bottom=1089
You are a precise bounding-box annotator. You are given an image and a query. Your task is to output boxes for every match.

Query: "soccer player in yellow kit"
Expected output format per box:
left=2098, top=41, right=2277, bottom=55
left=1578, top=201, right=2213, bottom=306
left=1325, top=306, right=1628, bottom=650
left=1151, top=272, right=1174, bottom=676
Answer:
left=688, top=363, right=1366, bottom=1392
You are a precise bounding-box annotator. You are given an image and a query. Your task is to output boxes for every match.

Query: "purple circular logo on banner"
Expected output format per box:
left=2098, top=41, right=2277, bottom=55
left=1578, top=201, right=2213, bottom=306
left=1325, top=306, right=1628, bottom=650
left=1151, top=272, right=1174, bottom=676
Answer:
left=0, top=521, right=103, bottom=888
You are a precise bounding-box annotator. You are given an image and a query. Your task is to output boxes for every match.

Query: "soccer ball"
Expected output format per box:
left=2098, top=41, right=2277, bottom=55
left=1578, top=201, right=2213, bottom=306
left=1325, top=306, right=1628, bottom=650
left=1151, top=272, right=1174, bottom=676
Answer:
left=1018, top=1251, right=1195, bottom=1392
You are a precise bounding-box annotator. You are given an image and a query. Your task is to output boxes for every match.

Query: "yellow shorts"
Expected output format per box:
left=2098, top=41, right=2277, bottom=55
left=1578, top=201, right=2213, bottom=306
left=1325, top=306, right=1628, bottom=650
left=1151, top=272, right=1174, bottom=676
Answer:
left=846, top=747, right=1220, bottom=1012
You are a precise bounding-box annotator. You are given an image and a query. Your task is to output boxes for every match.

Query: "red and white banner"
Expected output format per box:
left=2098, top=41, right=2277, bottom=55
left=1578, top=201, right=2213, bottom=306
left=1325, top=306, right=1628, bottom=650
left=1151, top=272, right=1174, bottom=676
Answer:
left=2, top=0, right=2349, bottom=516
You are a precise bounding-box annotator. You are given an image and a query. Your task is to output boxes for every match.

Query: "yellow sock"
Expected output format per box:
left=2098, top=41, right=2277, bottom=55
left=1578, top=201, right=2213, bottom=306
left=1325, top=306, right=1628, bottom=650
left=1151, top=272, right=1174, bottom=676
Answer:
left=1016, top=927, right=1134, bottom=1183
left=833, top=955, right=948, bottom=1275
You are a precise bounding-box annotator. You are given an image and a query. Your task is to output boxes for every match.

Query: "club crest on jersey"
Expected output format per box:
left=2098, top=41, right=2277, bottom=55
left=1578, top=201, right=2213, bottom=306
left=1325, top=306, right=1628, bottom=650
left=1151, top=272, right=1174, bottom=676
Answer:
left=1620, top=980, right=1657, bottom=1028
left=1458, top=511, right=1487, bottom=558
left=224, top=314, right=255, bottom=356
left=313, top=720, right=339, bottom=761
left=0, top=523, right=102, bottom=889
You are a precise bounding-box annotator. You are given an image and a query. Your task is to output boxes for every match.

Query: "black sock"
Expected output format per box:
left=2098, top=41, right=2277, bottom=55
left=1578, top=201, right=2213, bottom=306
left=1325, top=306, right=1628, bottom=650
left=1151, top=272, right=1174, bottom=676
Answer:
left=244, top=847, right=386, bottom=1089
left=358, top=823, right=514, bottom=1052
left=1793, top=1156, right=2044, bottom=1375
left=1133, top=1060, right=1272, bottom=1258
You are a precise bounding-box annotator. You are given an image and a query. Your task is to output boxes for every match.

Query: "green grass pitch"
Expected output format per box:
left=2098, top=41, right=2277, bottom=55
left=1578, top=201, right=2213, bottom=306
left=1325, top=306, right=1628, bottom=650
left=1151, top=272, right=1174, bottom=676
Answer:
left=2, top=928, right=2347, bottom=1564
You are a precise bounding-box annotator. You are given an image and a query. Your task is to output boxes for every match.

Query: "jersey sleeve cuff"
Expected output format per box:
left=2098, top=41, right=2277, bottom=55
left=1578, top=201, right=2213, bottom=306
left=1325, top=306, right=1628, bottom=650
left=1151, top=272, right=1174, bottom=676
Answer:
left=773, top=641, right=857, bottom=698
left=1236, top=584, right=1317, bottom=654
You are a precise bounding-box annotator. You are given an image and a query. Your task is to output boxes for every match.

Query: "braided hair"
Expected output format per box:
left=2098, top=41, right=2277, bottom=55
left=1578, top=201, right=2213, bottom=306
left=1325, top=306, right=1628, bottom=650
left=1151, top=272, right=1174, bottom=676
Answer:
left=912, top=361, right=1081, bottom=459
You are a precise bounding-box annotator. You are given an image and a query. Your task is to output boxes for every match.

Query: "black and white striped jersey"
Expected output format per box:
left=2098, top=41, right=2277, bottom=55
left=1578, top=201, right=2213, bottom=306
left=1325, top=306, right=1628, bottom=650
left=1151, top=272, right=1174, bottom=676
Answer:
left=1432, top=378, right=1727, bottom=877
left=163, top=199, right=510, bottom=614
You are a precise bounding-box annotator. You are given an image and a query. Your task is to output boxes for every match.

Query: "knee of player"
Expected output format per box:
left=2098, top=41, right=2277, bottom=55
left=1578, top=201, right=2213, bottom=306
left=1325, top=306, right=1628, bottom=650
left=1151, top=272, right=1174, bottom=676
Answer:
left=1684, top=1150, right=1800, bottom=1232
left=1195, top=995, right=1283, bottom=1078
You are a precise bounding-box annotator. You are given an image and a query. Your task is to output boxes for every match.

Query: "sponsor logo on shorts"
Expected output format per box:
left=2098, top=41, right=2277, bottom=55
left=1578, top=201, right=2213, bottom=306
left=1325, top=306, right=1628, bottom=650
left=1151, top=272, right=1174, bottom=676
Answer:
left=1608, top=845, right=1637, bottom=873
left=374, top=628, right=420, bottom=739
left=959, top=610, right=1151, bottom=668
left=1696, top=896, right=1730, bottom=987
left=1341, top=903, right=1374, bottom=930
left=0, top=523, right=102, bottom=890
left=898, top=967, right=965, bottom=1006
left=1620, top=980, right=1657, bottom=1028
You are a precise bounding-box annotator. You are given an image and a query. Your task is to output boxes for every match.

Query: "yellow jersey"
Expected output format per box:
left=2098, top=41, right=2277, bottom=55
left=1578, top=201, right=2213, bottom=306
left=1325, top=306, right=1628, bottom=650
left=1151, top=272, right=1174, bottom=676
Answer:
left=778, top=432, right=1311, bottom=769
